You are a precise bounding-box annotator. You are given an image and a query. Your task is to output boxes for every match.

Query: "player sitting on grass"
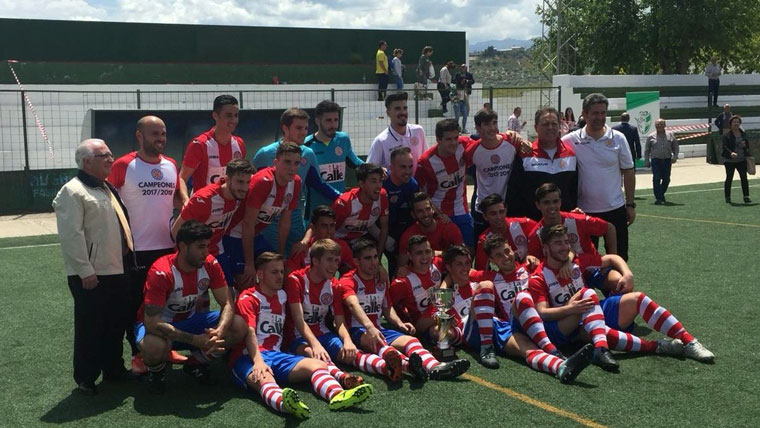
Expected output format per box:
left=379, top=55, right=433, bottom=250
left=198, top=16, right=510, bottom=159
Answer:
left=230, top=252, right=373, bottom=419
left=474, top=193, right=538, bottom=270
left=136, top=220, right=247, bottom=394
left=527, top=225, right=714, bottom=373
left=285, top=239, right=393, bottom=382
left=285, top=206, right=355, bottom=274
left=340, top=238, right=470, bottom=381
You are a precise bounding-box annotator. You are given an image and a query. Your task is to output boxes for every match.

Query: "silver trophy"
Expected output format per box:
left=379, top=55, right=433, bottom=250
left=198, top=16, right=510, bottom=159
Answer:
left=429, top=287, right=457, bottom=361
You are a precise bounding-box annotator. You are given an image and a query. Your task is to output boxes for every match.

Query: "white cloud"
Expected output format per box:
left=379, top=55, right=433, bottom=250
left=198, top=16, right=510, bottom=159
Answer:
left=0, top=0, right=108, bottom=20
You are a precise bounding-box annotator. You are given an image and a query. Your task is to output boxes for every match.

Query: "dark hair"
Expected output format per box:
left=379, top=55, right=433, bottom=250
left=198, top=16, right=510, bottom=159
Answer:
left=315, top=100, right=340, bottom=118
left=422, top=46, right=434, bottom=54
left=276, top=141, right=302, bottom=158
left=311, top=205, right=336, bottom=223
left=407, top=234, right=429, bottom=253
left=255, top=252, right=283, bottom=269
left=582, top=93, right=609, bottom=113
left=309, top=238, right=341, bottom=260
left=176, top=220, right=212, bottom=246
left=356, top=163, right=384, bottom=182
left=435, top=118, right=460, bottom=139
left=729, top=114, right=742, bottom=125
left=280, top=108, right=310, bottom=126
left=482, top=234, right=508, bottom=257
left=390, top=146, right=412, bottom=163
left=443, top=245, right=471, bottom=265
left=534, top=107, right=560, bottom=126
left=539, top=224, right=567, bottom=245
left=564, top=107, right=575, bottom=122
left=411, top=191, right=431, bottom=205
left=385, top=91, right=408, bottom=109
left=513, top=106, right=522, bottom=113
left=535, top=182, right=561, bottom=201
left=379, top=40, right=387, bottom=48
left=474, top=109, right=498, bottom=127
left=478, top=193, right=505, bottom=214
left=351, top=238, right=377, bottom=258
left=620, top=112, right=630, bottom=122
left=213, top=95, right=238, bottom=113
left=225, top=158, right=254, bottom=178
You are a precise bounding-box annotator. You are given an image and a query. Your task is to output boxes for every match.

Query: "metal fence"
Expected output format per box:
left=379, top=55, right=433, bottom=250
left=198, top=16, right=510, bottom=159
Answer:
left=0, top=86, right=561, bottom=172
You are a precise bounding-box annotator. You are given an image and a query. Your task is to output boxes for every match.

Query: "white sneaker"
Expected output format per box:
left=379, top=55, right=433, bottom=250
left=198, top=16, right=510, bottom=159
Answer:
left=683, top=339, right=715, bottom=363
left=655, top=338, right=684, bottom=356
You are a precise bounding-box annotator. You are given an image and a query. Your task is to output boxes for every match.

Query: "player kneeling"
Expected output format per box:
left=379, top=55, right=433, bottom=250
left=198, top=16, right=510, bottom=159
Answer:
left=230, top=252, right=373, bottom=419
left=340, top=238, right=470, bottom=381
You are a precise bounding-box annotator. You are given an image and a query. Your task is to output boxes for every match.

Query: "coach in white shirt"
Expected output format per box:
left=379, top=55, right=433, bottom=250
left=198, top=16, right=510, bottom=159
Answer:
left=562, top=93, right=635, bottom=260
left=367, top=91, right=428, bottom=174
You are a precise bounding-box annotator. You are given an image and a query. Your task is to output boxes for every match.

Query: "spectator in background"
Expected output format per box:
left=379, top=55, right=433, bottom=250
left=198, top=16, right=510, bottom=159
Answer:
left=438, top=61, right=455, bottom=114
left=644, top=119, right=678, bottom=205
left=391, top=48, right=405, bottom=90
left=705, top=56, right=721, bottom=107
left=453, top=63, right=474, bottom=133
left=613, top=112, right=642, bottom=169
left=483, top=102, right=492, bottom=110
left=721, top=115, right=752, bottom=204
left=507, top=107, right=527, bottom=134
left=376, top=41, right=389, bottom=101
left=714, top=104, right=733, bottom=135
left=416, top=46, right=434, bottom=85
left=560, top=107, right=576, bottom=135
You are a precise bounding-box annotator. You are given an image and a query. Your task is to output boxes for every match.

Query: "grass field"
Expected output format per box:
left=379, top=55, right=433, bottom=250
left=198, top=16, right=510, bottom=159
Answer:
left=2, top=181, right=759, bottom=428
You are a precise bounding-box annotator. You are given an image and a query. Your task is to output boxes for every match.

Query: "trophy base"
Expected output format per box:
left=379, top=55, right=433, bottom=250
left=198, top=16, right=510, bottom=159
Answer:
left=432, top=345, right=458, bottom=362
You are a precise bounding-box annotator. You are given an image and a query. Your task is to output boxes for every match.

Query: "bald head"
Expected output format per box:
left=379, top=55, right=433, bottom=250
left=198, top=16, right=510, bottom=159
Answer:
left=136, top=115, right=167, bottom=159
left=620, top=112, right=630, bottom=122
left=655, top=118, right=666, bottom=134
left=136, top=115, right=165, bottom=132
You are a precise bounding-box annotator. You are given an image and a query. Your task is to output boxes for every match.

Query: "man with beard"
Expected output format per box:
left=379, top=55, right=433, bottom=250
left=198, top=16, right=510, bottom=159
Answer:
left=367, top=92, right=428, bottom=174
left=109, top=115, right=188, bottom=373
left=382, top=146, right=419, bottom=277
left=304, top=100, right=364, bottom=215
left=332, top=163, right=389, bottom=254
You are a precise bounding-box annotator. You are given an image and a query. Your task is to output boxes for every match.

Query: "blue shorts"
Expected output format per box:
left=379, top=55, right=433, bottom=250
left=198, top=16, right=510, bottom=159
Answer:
left=464, top=316, right=512, bottom=351
left=511, top=315, right=580, bottom=347
left=258, top=208, right=307, bottom=255
left=231, top=350, right=305, bottom=387
left=601, top=295, right=634, bottom=332
left=350, top=326, right=405, bottom=348
left=286, top=332, right=345, bottom=359
left=584, top=267, right=613, bottom=294
left=253, top=233, right=276, bottom=258
left=451, top=214, right=475, bottom=248
left=134, top=310, right=220, bottom=350
left=218, top=236, right=244, bottom=286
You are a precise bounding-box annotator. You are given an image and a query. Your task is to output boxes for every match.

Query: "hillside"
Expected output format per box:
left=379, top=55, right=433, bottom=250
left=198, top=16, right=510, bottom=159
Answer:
left=468, top=46, right=549, bottom=87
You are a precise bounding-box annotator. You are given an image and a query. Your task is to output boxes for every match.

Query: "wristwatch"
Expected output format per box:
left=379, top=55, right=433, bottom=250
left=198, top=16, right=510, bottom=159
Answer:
left=626, top=202, right=636, bottom=208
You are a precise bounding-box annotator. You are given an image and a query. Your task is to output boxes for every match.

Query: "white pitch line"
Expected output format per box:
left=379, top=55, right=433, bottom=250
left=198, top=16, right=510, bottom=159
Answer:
left=637, top=183, right=760, bottom=196
left=0, top=243, right=59, bottom=250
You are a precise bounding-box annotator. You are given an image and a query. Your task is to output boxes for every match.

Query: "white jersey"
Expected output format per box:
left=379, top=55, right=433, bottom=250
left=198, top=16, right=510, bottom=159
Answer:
left=367, top=124, right=427, bottom=173
left=465, top=135, right=519, bottom=212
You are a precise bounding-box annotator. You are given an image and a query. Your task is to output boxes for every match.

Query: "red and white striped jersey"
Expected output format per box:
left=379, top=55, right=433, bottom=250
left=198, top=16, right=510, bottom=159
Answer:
left=178, top=181, right=241, bottom=255
left=236, top=287, right=288, bottom=352
left=475, top=216, right=537, bottom=269
left=284, top=267, right=344, bottom=339
left=332, top=187, right=389, bottom=241
left=108, top=152, right=179, bottom=251
left=339, top=270, right=390, bottom=329
left=285, top=236, right=355, bottom=272
left=449, top=282, right=476, bottom=328
left=139, top=253, right=226, bottom=323
left=389, top=259, right=444, bottom=323
left=471, top=265, right=530, bottom=321
left=528, top=253, right=601, bottom=308
left=182, top=127, right=246, bottom=191
left=415, top=139, right=470, bottom=216
left=246, top=167, right=301, bottom=234
left=527, top=212, right=608, bottom=258
left=463, top=134, right=521, bottom=213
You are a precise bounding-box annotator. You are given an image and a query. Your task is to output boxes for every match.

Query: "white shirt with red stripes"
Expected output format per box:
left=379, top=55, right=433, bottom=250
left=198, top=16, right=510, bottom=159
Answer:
left=416, top=139, right=470, bottom=217
left=389, top=258, right=444, bottom=323
left=332, top=187, right=389, bottom=241
left=471, top=265, right=530, bottom=321
left=339, top=270, right=390, bottom=329
left=284, top=267, right=344, bottom=339
left=245, top=167, right=301, bottom=235
left=178, top=181, right=241, bottom=255
left=236, top=287, right=288, bottom=352
left=182, top=127, right=246, bottom=190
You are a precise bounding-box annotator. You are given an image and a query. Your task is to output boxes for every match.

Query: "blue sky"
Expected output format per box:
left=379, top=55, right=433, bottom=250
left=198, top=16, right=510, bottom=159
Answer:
left=0, top=0, right=542, bottom=43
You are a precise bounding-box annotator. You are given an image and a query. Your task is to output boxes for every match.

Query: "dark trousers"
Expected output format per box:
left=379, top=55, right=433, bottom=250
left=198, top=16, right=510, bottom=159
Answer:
left=126, top=248, right=175, bottom=355
left=438, top=84, right=451, bottom=112
left=68, top=273, right=131, bottom=386
left=724, top=161, right=750, bottom=200
left=708, top=79, right=720, bottom=106
left=588, top=205, right=629, bottom=261
left=377, top=73, right=389, bottom=101
left=651, top=158, right=672, bottom=201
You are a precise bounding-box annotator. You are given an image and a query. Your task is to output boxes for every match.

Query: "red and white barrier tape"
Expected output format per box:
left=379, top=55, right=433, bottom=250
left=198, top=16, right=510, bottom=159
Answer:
left=666, top=123, right=710, bottom=132
left=7, top=60, right=54, bottom=160
left=676, top=131, right=710, bottom=141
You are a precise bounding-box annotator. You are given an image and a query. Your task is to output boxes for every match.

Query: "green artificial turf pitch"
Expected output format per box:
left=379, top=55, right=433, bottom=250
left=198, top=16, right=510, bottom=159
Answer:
left=1, top=181, right=759, bottom=427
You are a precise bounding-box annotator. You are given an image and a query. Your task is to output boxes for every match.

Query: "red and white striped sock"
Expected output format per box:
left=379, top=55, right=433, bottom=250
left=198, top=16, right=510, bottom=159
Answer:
left=605, top=327, right=657, bottom=352
left=637, top=293, right=694, bottom=344
left=404, top=338, right=440, bottom=371
left=449, top=326, right=464, bottom=346
left=473, top=287, right=495, bottom=346
left=514, top=291, right=558, bottom=354
left=525, top=349, right=563, bottom=375
left=353, top=351, right=387, bottom=375
left=579, top=288, right=609, bottom=349
left=326, top=362, right=347, bottom=382
left=259, top=382, right=285, bottom=413
left=310, top=368, right=343, bottom=402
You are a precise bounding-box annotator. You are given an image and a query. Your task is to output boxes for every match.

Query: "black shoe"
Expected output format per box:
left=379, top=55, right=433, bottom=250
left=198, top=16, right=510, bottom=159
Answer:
left=592, top=347, right=620, bottom=372
left=407, top=352, right=428, bottom=382
left=429, top=358, right=470, bottom=380
left=654, top=199, right=664, bottom=205
left=557, top=344, right=594, bottom=384
left=76, top=382, right=98, bottom=396
left=148, top=369, right=166, bottom=395
left=744, top=197, right=752, bottom=204
left=183, top=363, right=216, bottom=385
left=478, top=345, right=500, bottom=369
left=550, top=349, right=567, bottom=359
left=726, top=197, right=731, bottom=204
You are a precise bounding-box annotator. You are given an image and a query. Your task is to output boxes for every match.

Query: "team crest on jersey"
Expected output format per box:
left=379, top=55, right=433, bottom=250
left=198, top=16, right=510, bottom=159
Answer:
left=371, top=207, right=380, bottom=216
left=491, top=154, right=501, bottom=164
left=571, top=267, right=581, bottom=280
left=411, top=137, right=419, bottom=146
left=605, top=139, right=614, bottom=147
left=568, top=233, right=579, bottom=243
left=390, top=195, right=398, bottom=204
left=559, top=160, right=567, bottom=168
left=320, top=292, right=333, bottom=306
left=198, top=278, right=210, bottom=290
left=300, top=157, right=308, bottom=165
left=431, top=270, right=441, bottom=282
left=518, top=269, right=529, bottom=281
left=376, top=281, right=386, bottom=292
left=284, top=194, right=293, bottom=204
left=233, top=151, right=242, bottom=159
left=335, top=146, right=343, bottom=156
left=151, top=168, right=163, bottom=180
left=515, top=235, right=527, bottom=246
